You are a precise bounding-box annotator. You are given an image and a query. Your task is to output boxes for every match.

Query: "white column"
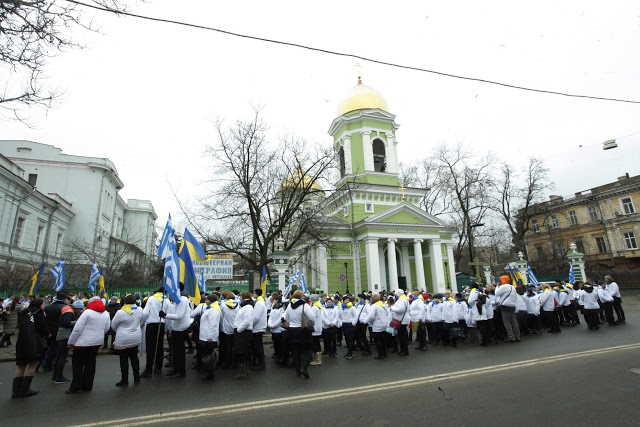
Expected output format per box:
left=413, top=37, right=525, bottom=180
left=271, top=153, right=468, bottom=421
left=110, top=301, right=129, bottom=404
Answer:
left=429, top=238, right=446, bottom=293
left=385, top=132, right=398, bottom=174
left=311, top=247, right=318, bottom=292
left=362, top=130, right=374, bottom=171
left=413, top=239, right=426, bottom=291
left=378, top=244, right=387, bottom=291
left=352, top=242, right=360, bottom=294
left=387, top=238, right=399, bottom=290
left=365, top=237, right=381, bottom=293
left=343, top=136, right=352, bottom=175
left=317, top=245, right=328, bottom=294
left=401, top=242, right=412, bottom=292
left=445, top=243, right=457, bottom=291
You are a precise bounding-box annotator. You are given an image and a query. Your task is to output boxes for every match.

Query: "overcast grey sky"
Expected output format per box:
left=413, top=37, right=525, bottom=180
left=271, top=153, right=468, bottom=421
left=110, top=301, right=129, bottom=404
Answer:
left=2, top=0, right=639, bottom=227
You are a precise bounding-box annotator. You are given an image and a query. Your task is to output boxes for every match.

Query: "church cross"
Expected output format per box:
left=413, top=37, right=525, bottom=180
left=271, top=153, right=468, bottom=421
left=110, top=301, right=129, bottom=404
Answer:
left=399, top=183, right=406, bottom=201
left=468, top=257, right=484, bottom=285
left=355, top=62, right=363, bottom=83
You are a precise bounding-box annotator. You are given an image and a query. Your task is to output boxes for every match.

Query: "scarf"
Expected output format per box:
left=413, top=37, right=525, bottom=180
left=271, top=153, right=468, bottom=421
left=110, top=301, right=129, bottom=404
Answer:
left=313, top=301, right=323, bottom=310
left=341, top=302, right=353, bottom=309
left=225, top=299, right=238, bottom=309
left=153, top=292, right=163, bottom=302
left=431, top=301, right=440, bottom=307
left=121, top=304, right=137, bottom=315
left=399, top=294, right=408, bottom=301
left=87, top=300, right=106, bottom=313
left=207, top=301, right=221, bottom=312
left=257, top=296, right=264, bottom=302
left=374, top=301, right=385, bottom=308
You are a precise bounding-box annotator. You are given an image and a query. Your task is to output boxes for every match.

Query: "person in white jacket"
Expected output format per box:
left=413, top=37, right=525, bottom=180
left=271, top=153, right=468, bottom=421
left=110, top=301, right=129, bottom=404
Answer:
left=309, top=294, right=324, bottom=366
left=140, top=287, right=168, bottom=378
left=409, top=291, right=427, bottom=352
left=468, top=286, right=488, bottom=346
left=218, top=290, right=239, bottom=370
left=539, top=284, right=560, bottom=333
left=597, top=284, right=617, bottom=326
left=159, top=289, right=192, bottom=380
left=340, top=296, right=358, bottom=360
left=232, top=291, right=254, bottom=380
left=321, top=298, right=338, bottom=358
left=198, top=294, right=221, bottom=380
left=495, top=276, right=521, bottom=343
left=111, top=295, right=143, bottom=387
left=604, top=275, right=625, bottom=324
left=268, top=298, right=285, bottom=366
left=391, top=289, right=411, bottom=355
left=354, top=294, right=371, bottom=356
left=580, top=283, right=601, bottom=330
left=250, top=289, right=268, bottom=371
left=366, top=294, right=389, bottom=359
left=66, top=296, right=110, bottom=394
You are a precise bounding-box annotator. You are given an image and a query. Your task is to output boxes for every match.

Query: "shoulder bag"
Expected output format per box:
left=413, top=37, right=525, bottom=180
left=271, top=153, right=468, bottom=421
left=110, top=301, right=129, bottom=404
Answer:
left=389, top=300, right=407, bottom=330
left=301, top=304, right=315, bottom=335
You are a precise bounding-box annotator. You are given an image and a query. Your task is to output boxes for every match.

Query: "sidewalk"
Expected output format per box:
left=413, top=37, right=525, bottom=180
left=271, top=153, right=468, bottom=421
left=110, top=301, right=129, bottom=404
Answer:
left=0, top=332, right=274, bottom=363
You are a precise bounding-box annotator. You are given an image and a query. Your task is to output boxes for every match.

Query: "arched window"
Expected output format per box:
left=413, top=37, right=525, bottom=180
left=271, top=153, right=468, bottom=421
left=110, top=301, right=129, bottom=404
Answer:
left=372, top=139, right=386, bottom=172
left=338, top=146, right=346, bottom=178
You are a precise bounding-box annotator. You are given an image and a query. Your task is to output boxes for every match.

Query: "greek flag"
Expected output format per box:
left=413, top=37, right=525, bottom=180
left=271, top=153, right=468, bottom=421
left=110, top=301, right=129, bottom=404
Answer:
left=300, top=271, right=308, bottom=294
left=88, top=260, right=100, bottom=293
left=163, top=244, right=181, bottom=303
left=527, top=264, right=539, bottom=287
left=198, top=271, right=206, bottom=293
left=284, top=267, right=301, bottom=296
left=568, top=261, right=575, bottom=285
left=157, top=214, right=175, bottom=259
left=50, top=257, right=66, bottom=292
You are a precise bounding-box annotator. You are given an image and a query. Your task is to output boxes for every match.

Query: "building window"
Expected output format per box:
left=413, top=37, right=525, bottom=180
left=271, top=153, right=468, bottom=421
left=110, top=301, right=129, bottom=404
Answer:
left=338, top=146, right=346, bottom=178
left=365, top=203, right=374, bottom=213
left=28, top=174, right=38, bottom=186
left=556, top=242, right=566, bottom=257
left=35, top=223, right=45, bottom=252
left=550, top=214, right=559, bottom=228
left=536, top=245, right=544, bottom=259
left=568, top=210, right=578, bottom=225
left=13, top=217, right=26, bottom=247
left=343, top=206, right=348, bottom=217
left=587, top=206, right=598, bottom=222
left=531, top=219, right=539, bottom=232
left=620, top=197, right=635, bottom=215
left=595, top=237, right=607, bottom=253
left=372, top=139, right=386, bottom=172
left=623, top=232, right=638, bottom=249
left=55, top=232, right=64, bottom=256
left=575, top=239, right=585, bottom=253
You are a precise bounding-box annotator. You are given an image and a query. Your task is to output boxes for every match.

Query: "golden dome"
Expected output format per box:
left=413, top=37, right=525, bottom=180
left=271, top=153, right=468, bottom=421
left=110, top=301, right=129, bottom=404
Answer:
left=336, top=79, right=389, bottom=117
left=279, top=168, right=324, bottom=193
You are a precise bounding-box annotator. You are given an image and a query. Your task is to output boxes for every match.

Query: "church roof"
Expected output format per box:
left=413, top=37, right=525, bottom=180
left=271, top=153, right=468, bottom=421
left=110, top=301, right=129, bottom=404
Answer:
left=279, top=167, right=324, bottom=193
left=336, top=78, right=389, bottom=117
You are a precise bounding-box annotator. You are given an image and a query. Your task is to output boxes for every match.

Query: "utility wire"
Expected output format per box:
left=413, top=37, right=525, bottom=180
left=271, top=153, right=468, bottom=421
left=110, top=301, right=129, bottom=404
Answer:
left=66, top=0, right=640, bottom=105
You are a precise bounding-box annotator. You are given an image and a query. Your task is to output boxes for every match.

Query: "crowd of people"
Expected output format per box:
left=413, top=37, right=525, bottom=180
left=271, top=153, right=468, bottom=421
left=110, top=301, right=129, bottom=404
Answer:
left=1, top=274, right=627, bottom=398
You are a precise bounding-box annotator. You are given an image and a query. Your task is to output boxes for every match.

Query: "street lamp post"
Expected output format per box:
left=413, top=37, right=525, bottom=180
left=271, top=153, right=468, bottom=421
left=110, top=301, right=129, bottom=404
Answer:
left=344, top=262, right=350, bottom=295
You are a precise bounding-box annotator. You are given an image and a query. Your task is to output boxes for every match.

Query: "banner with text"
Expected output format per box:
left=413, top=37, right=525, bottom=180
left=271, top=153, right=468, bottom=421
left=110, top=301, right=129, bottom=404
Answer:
left=193, top=254, right=234, bottom=280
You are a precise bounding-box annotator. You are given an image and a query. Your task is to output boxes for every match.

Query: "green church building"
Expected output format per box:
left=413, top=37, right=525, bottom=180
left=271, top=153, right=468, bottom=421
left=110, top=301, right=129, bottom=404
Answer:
left=289, top=78, right=457, bottom=296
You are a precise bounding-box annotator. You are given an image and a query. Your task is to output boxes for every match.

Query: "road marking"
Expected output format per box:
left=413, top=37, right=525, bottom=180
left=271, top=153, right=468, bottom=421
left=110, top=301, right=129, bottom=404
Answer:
left=630, top=368, right=640, bottom=375
left=74, top=342, right=640, bottom=427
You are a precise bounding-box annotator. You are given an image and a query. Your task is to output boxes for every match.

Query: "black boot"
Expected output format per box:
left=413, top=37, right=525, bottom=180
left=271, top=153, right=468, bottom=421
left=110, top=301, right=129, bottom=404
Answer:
left=18, top=376, right=38, bottom=398
left=11, top=377, right=21, bottom=399
left=300, top=353, right=310, bottom=379
left=250, top=356, right=266, bottom=371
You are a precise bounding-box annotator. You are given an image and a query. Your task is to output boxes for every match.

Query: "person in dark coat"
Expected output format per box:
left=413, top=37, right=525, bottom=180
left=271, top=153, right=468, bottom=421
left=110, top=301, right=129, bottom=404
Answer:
left=12, top=299, right=49, bottom=398
left=41, top=292, right=68, bottom=372
left=103, top=297, right=120, bottom=351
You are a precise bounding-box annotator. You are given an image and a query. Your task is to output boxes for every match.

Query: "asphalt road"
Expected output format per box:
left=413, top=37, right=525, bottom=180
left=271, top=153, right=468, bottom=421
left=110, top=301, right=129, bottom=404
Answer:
left=1, top=301, right=639, bottom=427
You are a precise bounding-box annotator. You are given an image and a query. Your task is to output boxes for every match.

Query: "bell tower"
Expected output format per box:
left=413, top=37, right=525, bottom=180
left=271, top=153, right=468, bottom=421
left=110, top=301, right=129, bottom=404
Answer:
left=329, top=78, right=400, bottom=188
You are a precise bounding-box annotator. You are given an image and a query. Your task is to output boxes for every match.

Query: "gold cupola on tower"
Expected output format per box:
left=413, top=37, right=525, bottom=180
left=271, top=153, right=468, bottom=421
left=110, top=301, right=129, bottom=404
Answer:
left=336, top=77, right=389, bottom=117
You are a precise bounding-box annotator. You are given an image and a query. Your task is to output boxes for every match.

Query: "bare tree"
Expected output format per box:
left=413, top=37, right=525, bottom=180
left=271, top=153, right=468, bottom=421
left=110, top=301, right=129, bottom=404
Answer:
left=0, top=0, right=129, bottom=123
left=491, top=157, right=553, bottom=257
left=434, top=143, right=494, bottom=265
left=176, top=108, right=336, bottom=271
left=400, top=159, right=454, bottom=217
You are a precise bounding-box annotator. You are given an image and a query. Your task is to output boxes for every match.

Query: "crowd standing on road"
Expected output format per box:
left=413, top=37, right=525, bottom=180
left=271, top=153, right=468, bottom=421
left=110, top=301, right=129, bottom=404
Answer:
left=2, top=274, right=628, bottom=398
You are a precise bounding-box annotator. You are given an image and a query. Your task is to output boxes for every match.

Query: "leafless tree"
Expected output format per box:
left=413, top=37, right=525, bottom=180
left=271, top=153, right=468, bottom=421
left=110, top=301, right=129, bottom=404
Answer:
left=400, top=160, right=454, bottom=217
left=433, top=143, right=494, bottom=265
left=0, top=0, right=129, bottom=123
left=176, top=108, right=336, bottom=271
left=491, top=157, right=553, bottom=257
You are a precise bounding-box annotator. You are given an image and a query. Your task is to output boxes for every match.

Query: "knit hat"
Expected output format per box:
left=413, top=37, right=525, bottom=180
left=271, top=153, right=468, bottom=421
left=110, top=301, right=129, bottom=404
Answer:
left=394, top=289, right=405, bottom=297
left=309, top=294, right=319, bottom=302
left=88, top=296, right=101, bottom=304
left=72, top=300, right=84, bottom=309
left=500, top=275, right=511, bottom=285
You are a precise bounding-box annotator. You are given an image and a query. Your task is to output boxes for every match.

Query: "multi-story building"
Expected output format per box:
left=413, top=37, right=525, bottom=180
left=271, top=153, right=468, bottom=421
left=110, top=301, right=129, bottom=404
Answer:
left=0, top=154, right=74, bottom=272
left=522, top=173, right=640, bottom=272
left=0, top=140, right=158, bottom=286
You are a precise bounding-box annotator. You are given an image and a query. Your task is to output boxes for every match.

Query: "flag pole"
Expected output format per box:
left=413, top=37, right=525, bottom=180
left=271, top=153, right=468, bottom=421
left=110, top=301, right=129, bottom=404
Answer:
left=152, top=286, right=166, bottom=374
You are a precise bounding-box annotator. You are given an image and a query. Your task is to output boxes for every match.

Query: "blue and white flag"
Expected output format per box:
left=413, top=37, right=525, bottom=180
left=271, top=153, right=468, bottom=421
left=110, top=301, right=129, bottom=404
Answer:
left=88, top=260, right=100, bottom=293
left=157, top=214, right=175, bottom=260
left=50, top=257, right=66, bottom=292
left=198, top=271, right=206, bottom=293
left=299, top=271, right=308, bottom=294
left=527, top=264, right=539, bottom=287
left=163, top=240, right=181, bottom=303
left=284, top=267, right=301, bottom=296
left=568, top=261, right=575, bottom=285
